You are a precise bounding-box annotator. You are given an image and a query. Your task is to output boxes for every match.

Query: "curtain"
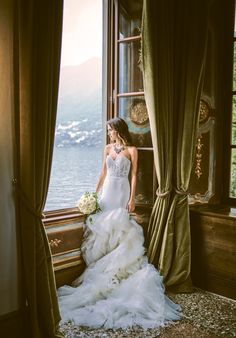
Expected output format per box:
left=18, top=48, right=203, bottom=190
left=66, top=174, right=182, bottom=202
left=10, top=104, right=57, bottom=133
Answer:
left=14, top=0, right=64, bottom=337
left=142, top=0, right=174, bottom=276
left=142, top=0, right=209, bottom=292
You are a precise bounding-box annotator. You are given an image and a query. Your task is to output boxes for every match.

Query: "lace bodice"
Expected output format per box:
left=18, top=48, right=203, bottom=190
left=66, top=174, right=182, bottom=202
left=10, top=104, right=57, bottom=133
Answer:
left=106, top=155, right=131, bottom=178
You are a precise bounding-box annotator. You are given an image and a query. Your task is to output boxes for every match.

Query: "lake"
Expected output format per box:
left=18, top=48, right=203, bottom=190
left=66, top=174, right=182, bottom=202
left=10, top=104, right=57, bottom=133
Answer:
left=45, top=146, right=103, bottom=211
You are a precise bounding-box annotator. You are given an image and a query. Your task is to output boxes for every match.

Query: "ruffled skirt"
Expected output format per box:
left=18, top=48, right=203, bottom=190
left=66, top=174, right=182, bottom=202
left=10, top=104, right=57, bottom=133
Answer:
left=58, top=208, right=181, bottom=329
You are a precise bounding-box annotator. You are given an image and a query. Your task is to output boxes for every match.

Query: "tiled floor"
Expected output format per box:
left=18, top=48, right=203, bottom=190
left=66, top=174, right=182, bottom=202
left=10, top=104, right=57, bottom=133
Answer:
left=59, top=288, right=236, bottom=338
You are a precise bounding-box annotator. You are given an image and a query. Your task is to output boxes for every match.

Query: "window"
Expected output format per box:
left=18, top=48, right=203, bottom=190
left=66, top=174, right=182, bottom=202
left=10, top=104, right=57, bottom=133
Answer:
left=45, top=0, right=103, bottom=211
left=230, top=5, right=236, bottom=200
left=224, top=2, right=236, bottom=206
left=107, top=0, right=156, bottom=206
left=45, top=0, right=156, bottom=213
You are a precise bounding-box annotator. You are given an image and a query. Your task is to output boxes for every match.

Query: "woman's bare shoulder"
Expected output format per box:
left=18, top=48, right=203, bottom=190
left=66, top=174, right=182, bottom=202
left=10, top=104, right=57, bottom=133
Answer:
left=127, top=146, right=138, bottom=154
left=127, top=146, right=138, bottom=160
left=104, top=143, right=113, bottom=154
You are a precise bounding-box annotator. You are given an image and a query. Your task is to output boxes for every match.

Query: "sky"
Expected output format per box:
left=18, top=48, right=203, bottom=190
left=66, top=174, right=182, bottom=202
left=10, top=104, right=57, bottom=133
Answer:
left=61, top=0, right=103, bottom=67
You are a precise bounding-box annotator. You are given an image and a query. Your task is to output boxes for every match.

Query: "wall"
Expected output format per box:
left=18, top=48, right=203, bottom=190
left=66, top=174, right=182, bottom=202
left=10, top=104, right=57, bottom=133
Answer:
left=190, top=206, right=236, bottom=300
left=189, top=0, right=236, bottom=300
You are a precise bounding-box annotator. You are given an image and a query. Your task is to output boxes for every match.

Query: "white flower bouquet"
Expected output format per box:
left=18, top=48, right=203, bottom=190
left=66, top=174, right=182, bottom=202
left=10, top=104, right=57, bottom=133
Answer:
left=76, top=192, right=100, bottom=215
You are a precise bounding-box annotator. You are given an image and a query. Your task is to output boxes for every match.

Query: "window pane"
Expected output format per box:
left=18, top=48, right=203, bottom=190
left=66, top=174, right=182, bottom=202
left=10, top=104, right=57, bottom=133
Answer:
left=235, top=1, right=236, bottom=37
left=119, top=0, right=142, bottom=39
left=45, top=147, right=102, bottom=210
left=118, top=96, right=152, bottom=147
left=232, top=96, right=236, bottom=145
left=45, top=0, right=103, bottom=211
left=230, top=148, right=236, bottom=197
left=136, top=150, right=154, bottom=205
left=119, top=40, right=143, bottom=93
left=233, top=43, right=236, bottom=91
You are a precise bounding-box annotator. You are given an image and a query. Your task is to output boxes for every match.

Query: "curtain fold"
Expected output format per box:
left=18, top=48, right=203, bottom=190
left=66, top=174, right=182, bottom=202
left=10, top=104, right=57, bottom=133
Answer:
left=142, top=0, right=209, bottom=292
left=142, top=0, right=174, bottom=262
left=14, top=0, right=64, bottom=337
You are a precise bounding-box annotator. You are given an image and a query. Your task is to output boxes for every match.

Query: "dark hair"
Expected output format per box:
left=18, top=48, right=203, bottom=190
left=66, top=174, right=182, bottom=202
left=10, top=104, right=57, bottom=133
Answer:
left=107, top=117, right=132, bottom=146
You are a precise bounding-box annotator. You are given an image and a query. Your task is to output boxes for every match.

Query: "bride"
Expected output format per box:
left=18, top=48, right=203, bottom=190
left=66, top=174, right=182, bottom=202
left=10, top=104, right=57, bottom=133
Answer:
left=58, top=117, right=181, bottom=329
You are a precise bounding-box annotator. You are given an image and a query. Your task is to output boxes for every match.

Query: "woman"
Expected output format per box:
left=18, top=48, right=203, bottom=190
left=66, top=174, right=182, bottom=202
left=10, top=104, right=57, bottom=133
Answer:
left=58, top=117, right=181, bottom=329
left=96, top=117, right=137, bottom=213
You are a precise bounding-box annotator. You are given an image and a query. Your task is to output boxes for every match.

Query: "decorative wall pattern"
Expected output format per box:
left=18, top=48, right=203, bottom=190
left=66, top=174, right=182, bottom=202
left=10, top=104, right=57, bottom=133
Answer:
left=188, top=100, right=216, bottom=204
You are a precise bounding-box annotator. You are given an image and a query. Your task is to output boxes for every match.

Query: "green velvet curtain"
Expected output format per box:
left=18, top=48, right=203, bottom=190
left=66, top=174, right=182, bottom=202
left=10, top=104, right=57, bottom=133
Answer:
left=142, top=0, right=209, bottom=292
left=14, top=0, right=64, bottom=337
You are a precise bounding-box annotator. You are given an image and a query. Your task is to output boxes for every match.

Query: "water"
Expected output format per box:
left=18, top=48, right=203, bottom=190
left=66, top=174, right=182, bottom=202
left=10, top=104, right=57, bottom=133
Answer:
left=45, top=146, right=103, bottom=211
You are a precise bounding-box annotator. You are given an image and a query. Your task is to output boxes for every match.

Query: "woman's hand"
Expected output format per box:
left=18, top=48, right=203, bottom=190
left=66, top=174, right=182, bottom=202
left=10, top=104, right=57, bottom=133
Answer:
left=127, top=198, right=135, bottom=213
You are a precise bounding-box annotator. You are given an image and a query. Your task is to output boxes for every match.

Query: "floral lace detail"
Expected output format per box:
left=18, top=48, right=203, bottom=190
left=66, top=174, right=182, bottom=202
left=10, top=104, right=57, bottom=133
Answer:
left=106, top=155, right=131, bottom=178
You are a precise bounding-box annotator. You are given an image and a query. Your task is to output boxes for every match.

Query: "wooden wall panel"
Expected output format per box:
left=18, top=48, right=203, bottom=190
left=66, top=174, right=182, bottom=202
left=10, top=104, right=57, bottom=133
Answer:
left=47, top=223, right=84, bottom=255
left=44, top=214, right=86, bottom=287
left=44, top=206, right=235, bottom=300
left=0, top=308, right=32, bottom=338
left=55, top=262, right=86, bottom=288
left=190, top=207, right=236, bottom=300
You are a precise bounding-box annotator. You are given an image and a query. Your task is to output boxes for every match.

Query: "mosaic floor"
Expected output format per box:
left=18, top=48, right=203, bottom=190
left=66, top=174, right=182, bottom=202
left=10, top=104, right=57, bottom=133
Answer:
left=59, top=288, right=236, bottom=338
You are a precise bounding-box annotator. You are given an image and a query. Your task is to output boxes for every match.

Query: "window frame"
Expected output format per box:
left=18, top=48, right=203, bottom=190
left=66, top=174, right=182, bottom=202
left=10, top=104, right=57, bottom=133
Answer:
left=112, top=0, right=145, bottom=115
left=107, top=0, right=157, bottom=207
left=44, top=0, right=106, bottom=216
left=222, top=1, right=236, bottom=207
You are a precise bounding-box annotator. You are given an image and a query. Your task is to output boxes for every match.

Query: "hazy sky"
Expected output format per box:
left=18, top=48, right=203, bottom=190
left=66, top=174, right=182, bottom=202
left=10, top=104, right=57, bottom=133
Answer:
left=61, top=0, right=102, bottom=67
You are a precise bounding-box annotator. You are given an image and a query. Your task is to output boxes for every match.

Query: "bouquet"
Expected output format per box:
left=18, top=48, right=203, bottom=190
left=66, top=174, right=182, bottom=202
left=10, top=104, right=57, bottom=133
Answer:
left=76, top=192, right=100, bottom=215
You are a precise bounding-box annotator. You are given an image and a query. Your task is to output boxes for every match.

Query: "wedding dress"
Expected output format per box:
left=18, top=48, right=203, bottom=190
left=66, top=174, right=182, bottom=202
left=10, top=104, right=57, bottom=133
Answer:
left=58, top=154, right=181, bottom=329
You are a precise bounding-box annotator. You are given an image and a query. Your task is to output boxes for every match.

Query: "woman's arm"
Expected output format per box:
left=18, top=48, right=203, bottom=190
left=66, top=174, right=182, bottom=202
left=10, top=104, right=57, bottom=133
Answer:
left=95, top=145, right=110, bottom=193
left=127, top=147, right=138, bottom=212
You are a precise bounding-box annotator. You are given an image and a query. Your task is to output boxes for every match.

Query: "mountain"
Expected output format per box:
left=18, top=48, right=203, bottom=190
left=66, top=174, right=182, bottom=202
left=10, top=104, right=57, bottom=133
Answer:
left=55, top=58, right=103, bottom=147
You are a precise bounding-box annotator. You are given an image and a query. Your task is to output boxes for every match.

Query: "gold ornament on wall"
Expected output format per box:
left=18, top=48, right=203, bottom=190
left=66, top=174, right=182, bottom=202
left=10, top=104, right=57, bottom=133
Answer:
left=138, top=134, right=145, bottom=146
left=199, top=100, right=210, bottom=123
left=135, top=193, right=144, bottom=202
left=189, top=115, right=215, bottom=204
left=130, top=101, right=149, bottom=126
left=49, top=238, right=62, bottom=248
left=195, top=135, right=203, bottom=179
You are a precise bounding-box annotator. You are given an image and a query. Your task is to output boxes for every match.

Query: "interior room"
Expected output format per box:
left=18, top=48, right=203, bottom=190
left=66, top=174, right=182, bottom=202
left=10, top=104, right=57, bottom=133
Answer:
left=0, top=0, right=235, bottom=337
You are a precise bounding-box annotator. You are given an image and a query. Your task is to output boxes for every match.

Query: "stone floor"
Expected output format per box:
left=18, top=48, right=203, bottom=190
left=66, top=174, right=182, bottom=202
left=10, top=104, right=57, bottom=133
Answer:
left=59, top=288, right=236, bottom=338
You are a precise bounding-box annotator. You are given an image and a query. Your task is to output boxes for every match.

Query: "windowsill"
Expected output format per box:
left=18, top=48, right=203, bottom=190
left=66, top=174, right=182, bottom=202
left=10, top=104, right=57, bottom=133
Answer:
left=43, top=204, right=236, bottom=224
left=42, top=204, right=153, bottom=226
left=43, top=207, right=85, bottom=226
left=190, top=204, right=236, bottom=220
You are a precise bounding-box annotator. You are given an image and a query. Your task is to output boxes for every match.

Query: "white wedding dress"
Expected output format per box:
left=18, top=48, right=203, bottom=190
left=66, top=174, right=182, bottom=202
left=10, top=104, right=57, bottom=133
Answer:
left=58, top=154, right=181, bottom=329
